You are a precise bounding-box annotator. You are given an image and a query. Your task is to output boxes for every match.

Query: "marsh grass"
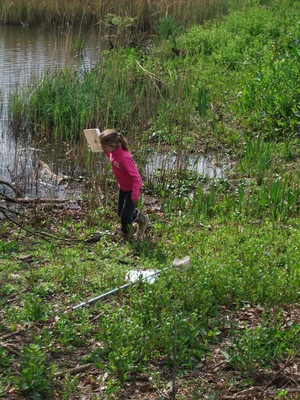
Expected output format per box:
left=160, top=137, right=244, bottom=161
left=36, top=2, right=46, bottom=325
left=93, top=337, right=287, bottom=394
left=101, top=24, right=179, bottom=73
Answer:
left=0, top=0, right=237, bottom=29
left=9, top=0, right=299, bottom=158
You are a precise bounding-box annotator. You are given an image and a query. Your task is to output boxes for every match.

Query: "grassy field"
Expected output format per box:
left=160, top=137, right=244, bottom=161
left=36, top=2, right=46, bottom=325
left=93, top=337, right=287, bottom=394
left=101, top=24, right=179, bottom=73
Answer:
left=1, top=0, right=300, bottom=398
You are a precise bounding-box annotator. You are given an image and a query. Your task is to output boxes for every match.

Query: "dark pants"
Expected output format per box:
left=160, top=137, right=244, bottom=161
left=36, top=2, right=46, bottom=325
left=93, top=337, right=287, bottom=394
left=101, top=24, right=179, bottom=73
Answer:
left=117, top=190, right=138, bottom=234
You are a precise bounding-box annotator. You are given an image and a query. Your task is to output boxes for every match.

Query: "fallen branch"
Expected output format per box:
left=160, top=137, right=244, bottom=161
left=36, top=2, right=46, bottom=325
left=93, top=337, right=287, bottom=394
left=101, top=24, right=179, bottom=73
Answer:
left=2, top=209, right=104, bottom=245
left=222, top=387, right=300, bottom=399
left=263, top=348, right=300, bottom=393
left=1, top=210, right=81, bottom=243
left=0, top=178, right=22, bottom=196
left=1, top=329, right=27, bottom=340
left=0, top=342, right=20, bottom=356
left=54, top=363, right=94, bottom=377
left=0, top=204, right=21, bottom=215
left=1, top=193, right=68, bottom=204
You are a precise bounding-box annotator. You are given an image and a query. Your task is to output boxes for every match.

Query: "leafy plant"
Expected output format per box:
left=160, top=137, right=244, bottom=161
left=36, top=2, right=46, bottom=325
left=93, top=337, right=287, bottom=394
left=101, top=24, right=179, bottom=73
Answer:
left=222, top=321, right=300, bottom=375
left=0, top=239, right=18, bottom=254
left=22, top=294, right=49, bottom=322
left=19, top=344, right=55, bottom=399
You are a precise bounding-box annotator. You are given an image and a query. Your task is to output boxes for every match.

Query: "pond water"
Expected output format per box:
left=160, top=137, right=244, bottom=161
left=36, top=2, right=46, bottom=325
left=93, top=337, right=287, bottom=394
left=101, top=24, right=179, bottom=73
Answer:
left=0, top=24, right=103, bottom=197
left=0, top=24, right=225, bottom=199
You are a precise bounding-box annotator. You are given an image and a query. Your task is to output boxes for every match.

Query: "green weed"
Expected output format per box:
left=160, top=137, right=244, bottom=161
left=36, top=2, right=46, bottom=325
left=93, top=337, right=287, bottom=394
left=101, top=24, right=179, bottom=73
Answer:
left=223, top=319, right=300, bottom=375
left=18, top=344, right=55, bottom=399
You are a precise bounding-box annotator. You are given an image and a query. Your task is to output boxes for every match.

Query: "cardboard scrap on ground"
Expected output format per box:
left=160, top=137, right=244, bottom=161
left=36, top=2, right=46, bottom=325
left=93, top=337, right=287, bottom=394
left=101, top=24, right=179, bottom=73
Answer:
left=125, top=256, right=191, bottom=284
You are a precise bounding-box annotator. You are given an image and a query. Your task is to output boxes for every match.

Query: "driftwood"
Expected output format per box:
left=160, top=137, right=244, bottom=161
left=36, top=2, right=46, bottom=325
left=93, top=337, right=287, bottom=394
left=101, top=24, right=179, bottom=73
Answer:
left=0, top=177, right=68, bottom=212
left=0, top=178, right=22, bottom=196
left=2, top=195, right=68, bottom=204
left=1, top=178, right=69, bottom=225
left=0, top=177, right=79, bottom=243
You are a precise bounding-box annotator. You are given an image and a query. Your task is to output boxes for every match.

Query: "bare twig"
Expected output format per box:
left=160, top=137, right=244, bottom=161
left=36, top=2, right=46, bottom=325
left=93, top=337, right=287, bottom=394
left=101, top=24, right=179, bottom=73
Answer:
left=0, top=342, right=20, bottom=356
left=263, top=348, right=300, bottom=393
left=0, top=178, right=22, bottom=196
left=54, top=363, right=94, bottom=377
left=1, top=210, right=81, bottom=243
left=172, top=306, right=178, bottom=399
left=1, top=193, right=68, bottom=204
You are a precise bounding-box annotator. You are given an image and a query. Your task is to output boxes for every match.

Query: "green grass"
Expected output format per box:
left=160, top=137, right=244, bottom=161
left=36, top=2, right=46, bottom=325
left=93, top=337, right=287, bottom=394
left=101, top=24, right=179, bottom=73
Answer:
left=1, top=189, right=299, bottom=397
left=2, top=161, right=298, bottom=389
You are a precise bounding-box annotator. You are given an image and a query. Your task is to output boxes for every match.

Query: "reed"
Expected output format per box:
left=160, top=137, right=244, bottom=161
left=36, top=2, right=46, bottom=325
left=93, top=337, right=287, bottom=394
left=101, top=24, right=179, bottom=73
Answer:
left=239, top=135, right=272, bottom=185
left=9, top=0, right=299, bottom=146
left=6, top=0, right=299, bottom=212
left=0, top=0, right=236, bottom=29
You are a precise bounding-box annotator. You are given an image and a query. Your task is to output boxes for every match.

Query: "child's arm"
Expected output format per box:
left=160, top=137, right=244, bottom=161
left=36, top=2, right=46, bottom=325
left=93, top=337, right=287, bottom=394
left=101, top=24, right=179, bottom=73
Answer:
left=123, top=156, right=142, bottom=202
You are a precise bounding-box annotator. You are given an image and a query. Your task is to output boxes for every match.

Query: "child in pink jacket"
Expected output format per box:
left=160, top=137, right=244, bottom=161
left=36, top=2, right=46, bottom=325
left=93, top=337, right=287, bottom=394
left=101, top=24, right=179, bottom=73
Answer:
left=99, top=129, right=149, bottom=241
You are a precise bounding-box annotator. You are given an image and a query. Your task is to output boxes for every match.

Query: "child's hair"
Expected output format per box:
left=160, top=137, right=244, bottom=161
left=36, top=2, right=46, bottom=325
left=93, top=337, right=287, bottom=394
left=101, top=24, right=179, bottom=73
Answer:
left=100, top=129, right=129, bottom=151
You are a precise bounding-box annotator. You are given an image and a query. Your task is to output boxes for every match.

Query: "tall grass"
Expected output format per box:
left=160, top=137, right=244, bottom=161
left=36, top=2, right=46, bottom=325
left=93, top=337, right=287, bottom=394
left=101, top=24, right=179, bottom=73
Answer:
left=0, top=0, right=238, bottom=29
left=9, top=48, right=162, bottom=142
left=6, top=0, right=300, bottom=225
left=9, top=0, right=300, bottom=152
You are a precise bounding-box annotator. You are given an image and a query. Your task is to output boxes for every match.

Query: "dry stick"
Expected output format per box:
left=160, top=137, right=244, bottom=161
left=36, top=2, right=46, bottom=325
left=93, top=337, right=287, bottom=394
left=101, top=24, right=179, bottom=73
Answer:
left=135, top=59, right=164, bottom=97
left=222, top=351, right=300, bottom=400
left=0, top=342, right=20, bottom=356
left=171, top=306, right=177, bottom=399
left=263, top=348, right=300, bottom=393
left=150, top=378, right=170, bottom=400
left=2, top=210, right=81, bottom=244
left=0, top=204, right=21, bottom=215
left=0, top=329, right=26, bottom=340
left=222, top=387, right=261, bottom=400
left=2, top=208, right=104, bottom=245
left=2, top=289, right=27, bottom=305
left=54, top=363, right=94, bottom=377
left=0, top=178, right=22, bottom=196
left=1, top=192, right=68, bottom=204
left=223, top=388, right=300, bottom=400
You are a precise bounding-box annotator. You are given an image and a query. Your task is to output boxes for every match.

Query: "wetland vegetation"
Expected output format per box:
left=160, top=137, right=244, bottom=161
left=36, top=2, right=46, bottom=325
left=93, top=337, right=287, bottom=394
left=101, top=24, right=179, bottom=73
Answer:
left=1, top=0, right=300, bottom=399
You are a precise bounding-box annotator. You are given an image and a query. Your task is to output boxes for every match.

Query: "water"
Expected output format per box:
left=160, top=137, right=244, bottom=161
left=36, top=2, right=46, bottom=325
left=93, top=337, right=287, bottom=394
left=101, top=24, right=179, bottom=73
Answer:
left=146, top=150, right=224, bottom=179
left=0, top=24, right=102, bottom=197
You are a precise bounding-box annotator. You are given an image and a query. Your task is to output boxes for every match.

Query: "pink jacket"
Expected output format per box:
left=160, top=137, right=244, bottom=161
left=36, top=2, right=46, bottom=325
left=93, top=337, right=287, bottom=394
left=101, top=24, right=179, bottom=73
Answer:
left=107, top=147, right=142, bottom=202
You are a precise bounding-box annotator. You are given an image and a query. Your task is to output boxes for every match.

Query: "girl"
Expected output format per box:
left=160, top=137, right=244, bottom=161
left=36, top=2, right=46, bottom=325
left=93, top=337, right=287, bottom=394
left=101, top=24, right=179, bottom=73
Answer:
left=99, top=129, right=149, bottom=241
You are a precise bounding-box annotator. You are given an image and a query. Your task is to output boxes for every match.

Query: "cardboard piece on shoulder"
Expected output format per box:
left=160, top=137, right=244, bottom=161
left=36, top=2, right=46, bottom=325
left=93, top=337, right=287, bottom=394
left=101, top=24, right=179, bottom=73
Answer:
left=84, top=128, right=102, bottom=153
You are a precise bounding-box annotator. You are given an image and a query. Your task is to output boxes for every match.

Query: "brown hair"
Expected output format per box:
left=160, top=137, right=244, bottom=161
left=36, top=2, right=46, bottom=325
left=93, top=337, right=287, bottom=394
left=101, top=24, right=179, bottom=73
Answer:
left=100, top=129, right=129, bottom=151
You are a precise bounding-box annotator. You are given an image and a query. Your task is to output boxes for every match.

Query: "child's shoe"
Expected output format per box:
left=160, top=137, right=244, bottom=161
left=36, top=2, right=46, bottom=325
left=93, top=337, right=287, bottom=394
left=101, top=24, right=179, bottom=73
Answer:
left=135, top=211, right=149, bottom=239
left=122, top=232, right=132, bottom=243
